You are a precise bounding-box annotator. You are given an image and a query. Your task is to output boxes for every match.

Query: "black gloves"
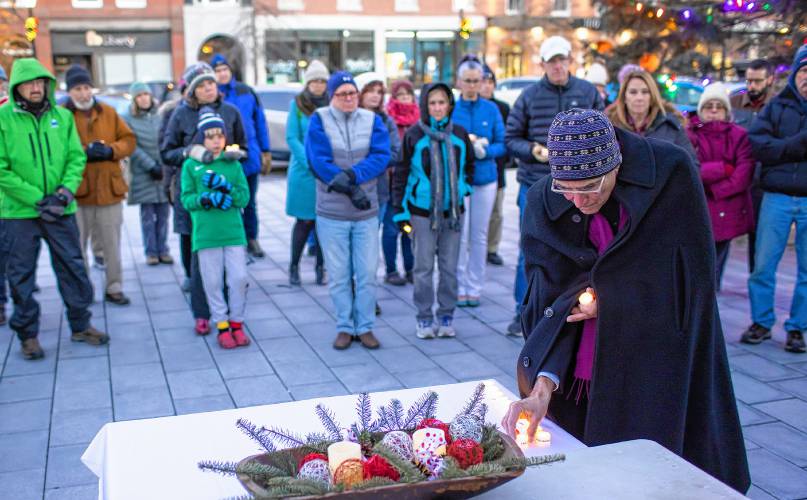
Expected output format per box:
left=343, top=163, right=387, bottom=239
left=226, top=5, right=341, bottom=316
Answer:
left=36, top=186, right=74, bottom=222
left=86, top=141, right=114, bottom=162
left=327, top=169, right=357, bottom=195
left=185, top=145, right=214, bottom=164
left=149, top=164, right=164, bottom=181
left=348, top=185, right=371, bottom=211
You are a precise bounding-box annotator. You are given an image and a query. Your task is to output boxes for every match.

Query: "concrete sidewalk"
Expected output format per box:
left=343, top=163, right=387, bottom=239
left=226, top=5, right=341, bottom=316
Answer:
left=0, top=170, right=802, bottom=499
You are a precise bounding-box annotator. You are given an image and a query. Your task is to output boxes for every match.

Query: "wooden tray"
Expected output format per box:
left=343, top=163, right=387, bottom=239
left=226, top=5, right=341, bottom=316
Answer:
left=237, top=431, right=525, bottom=499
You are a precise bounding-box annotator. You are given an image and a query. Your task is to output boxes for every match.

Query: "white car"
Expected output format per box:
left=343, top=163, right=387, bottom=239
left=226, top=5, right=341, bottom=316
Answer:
left=254, top=83, right=304, bottom=163
left=495, top=77, right=540, bottom=107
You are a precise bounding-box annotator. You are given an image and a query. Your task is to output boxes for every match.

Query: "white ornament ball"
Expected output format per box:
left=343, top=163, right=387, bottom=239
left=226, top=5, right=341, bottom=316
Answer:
left=380, top=430, right=414, bottom=462
left=297, top=458, right=331, bottom=485
left=450, top=414, right=484, bottom=443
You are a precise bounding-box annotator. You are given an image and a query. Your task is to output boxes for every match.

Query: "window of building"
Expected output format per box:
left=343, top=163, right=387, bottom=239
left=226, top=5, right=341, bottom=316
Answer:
left=551, top=0, right=570, bottom=16
left=336, top=0, right=362, bottom=11
left=452, top=0, right=474, bottom=12
left=277, top=0, right=303, bottom=10
left=505, top=0, right=523, bottom=14
left=394, top=0, right=418, bottom=12
left=72, top=0, right=104, bottom=8
left=101, top=52, right=171, bottom=86
left=115, top=0, right=146, bottom=7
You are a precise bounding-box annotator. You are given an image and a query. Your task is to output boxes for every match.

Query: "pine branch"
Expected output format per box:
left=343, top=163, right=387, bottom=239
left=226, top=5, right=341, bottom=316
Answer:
left=474, top=402, right=488, bottom=422
left=235, top=461, right=290, bottom=484
left=523, top=454, right=566, bottom=467
left=480, top=424, right=506, bottom=462
left=439, top=456, right=470, bottom=480
left=351, top=477, right=397, bottom=490
left=305, top=432, right=329, bottom=444
left=402, top=391, right=438, bottom=430
left=375, top=404, right=391, bottom=431
left=464, top=462, right=506, bottom=476
left=457, top=383, right=486, bottom=420
left=264, top=476, right=331, bottom=496
left=236, top=418, right=276, bottom=453
left=262, top=426, right=306, bottom=449
left=315, top=404, right=343, bottom=441
left=372, top=444, right=425, bottom=483
left=198, top=460, right=240, bottom=476
left=356, top=392, right=373, bottom=432
left=387, top=399, right=404, bottom=431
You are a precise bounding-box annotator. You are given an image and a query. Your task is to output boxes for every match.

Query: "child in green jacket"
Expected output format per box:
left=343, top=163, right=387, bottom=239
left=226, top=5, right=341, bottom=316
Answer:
left=181, top=107, right=250, bottom=349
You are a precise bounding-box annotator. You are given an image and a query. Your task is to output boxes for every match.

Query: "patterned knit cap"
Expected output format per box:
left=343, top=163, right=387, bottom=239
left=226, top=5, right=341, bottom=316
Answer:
left=547, top=108, right=622, bottom=180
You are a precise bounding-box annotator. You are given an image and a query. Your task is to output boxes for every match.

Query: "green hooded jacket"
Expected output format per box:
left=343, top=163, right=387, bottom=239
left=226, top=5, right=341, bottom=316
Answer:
left=0, top=58, right=86, bottom=219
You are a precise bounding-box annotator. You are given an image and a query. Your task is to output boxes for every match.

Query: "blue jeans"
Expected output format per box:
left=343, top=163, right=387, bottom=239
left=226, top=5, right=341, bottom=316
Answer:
left=139, top=202, right=170, bottom=257
left=317, top=215, right=379, bottom=335
left=242, top=173, right=259, bottom=240
left=514, top=183, right=530, bottom=313
left=381, top=201, right=413, bottom=275
left=748, top=192, right=807, bottom=332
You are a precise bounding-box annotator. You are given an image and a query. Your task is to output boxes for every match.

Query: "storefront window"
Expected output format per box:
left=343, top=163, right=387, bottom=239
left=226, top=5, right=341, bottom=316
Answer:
left=101, top=52, right=171, bottom=86
left=264, top=30, right=374, bottom=82
left=385, top=36, right=414, bottom=80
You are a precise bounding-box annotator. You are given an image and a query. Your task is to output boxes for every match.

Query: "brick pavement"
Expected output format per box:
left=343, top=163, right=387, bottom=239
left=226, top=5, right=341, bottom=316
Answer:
left=0, top=170, right=803, bottom=499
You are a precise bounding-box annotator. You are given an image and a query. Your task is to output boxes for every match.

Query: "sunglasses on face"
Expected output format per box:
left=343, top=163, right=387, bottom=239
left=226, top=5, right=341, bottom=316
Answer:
left=551, top=175, right=606, bottom=195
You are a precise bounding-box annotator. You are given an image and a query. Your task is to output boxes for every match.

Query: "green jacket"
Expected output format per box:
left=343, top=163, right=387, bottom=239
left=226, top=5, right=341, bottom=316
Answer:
left=0, top=58, right=86, bottom=219
left=180, top=154, right=249, bottom=251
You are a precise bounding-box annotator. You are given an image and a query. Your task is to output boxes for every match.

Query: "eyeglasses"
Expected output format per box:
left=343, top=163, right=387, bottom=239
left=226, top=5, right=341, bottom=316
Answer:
left=551, top=175, right=606, bottom=195
left=333, top=90, right=358, bottom=99
left=462, top=79, right=480, bottom=85
left=703, top=103, right=726, bottom=111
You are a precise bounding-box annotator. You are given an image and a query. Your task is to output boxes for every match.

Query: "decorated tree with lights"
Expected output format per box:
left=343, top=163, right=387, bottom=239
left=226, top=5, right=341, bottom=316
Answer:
left=593, top=0, right=807, bottom=78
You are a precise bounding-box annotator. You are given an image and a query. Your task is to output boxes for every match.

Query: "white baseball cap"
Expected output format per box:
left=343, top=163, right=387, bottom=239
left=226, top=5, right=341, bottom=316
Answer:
left=540, top=36, right=572, bottom=62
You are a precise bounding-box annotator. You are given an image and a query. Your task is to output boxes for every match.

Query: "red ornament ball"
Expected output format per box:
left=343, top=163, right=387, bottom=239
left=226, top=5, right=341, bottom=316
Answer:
left=298, top=452, right=328, bottom=471
left=363, top=454, right=401, bottom=482
left=417, top=418, right=452, bottom=444
left=447, top=439, right=483, bottom=469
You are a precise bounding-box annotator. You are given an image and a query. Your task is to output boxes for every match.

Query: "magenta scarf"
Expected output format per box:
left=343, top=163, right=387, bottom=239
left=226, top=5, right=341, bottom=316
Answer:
left=571, top=205, right=628, bottom=402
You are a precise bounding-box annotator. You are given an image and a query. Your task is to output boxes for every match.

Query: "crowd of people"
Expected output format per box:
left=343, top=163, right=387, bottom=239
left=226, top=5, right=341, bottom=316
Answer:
left=0, top=37, right=803, bottom=365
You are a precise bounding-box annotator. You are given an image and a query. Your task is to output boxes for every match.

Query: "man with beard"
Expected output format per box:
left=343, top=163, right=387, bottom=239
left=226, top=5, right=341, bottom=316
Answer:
left=0, top=58, right=107, bottom=359
left=63, top=65, right=136, bottom=306
left=742, top=46, right=807, bottom=353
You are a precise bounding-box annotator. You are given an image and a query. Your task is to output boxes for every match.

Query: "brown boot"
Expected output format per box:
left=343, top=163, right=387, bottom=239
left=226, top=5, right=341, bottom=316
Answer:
left=21, top=338, right=44, bottom=360
left=71, top=325, right=110, bottom=345
left=358, top=331, right=380, bottom=350
left=333, top=332, right=353, bottom=350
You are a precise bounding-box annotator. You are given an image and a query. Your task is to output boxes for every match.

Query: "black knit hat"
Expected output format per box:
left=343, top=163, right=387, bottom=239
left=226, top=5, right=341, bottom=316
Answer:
left=65, top=65, right=92, bottom=91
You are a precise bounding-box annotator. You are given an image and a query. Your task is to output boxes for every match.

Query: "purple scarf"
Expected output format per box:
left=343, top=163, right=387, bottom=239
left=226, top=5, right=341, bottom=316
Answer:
left=571, top=205, right=628, bottom=402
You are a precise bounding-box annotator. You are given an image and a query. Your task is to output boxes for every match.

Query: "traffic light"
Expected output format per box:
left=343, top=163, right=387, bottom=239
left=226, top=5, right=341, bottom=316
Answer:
left=24, top=17, right=38, bottom=43
left=459, top=17, right=472, bottom=40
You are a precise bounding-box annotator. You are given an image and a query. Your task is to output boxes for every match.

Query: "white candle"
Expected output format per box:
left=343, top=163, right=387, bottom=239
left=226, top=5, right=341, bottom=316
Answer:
left=579, top=291, right=595, bottom=306
left=327, top=441, right=362, bottom=477
left=536, top=429, right=552, bottom=443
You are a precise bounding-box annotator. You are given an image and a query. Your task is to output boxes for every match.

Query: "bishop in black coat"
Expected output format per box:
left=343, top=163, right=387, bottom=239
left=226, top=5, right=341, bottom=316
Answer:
left=506, top=116, right=750, bottom=493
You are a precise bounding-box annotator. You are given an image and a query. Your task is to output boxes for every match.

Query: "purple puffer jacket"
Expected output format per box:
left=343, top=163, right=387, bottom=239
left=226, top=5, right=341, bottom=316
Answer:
left=686, top=117, right=755, bottom=242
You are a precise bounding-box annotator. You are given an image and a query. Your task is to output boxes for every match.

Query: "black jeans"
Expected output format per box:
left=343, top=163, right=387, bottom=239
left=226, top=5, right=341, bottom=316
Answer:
left=0, top=219, right=9, bottom=305
left=6, top=216, right=92, bottom=340
left=242, top=173, right=259, bottom=241
left=291, top=219, right=323, bottom=268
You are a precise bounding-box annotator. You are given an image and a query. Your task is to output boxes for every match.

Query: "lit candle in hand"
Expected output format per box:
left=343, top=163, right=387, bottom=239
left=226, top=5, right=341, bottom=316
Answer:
left=579, top=291, right=594, bottom=306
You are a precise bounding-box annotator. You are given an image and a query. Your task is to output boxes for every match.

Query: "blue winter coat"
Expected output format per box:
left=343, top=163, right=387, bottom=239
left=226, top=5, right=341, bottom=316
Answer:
left=505, top=76, right=604, bottom=187
left=219, top=79, right=270, bottom=177
left=451, top=96, right=505, bottom=185
left=285, top=100, right=316, bottom=220
left=748, top=84, right=807, bottom=197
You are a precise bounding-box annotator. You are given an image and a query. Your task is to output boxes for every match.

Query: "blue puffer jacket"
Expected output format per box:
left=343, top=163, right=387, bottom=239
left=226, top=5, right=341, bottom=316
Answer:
left=451, top=96, right=505, bottom=185
left=218, top=79, right=270, bottom=177
left=505, top=75, right=603, bottom=187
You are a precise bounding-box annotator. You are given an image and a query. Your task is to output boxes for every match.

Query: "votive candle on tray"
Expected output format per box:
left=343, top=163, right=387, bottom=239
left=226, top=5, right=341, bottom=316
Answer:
left=327, top=441, right=362, bottom=477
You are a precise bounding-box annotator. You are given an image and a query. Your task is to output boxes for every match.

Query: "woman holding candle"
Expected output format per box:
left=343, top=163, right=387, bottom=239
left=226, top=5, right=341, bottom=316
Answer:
left=502, top=109, right=749, bottom=494
left=686, top=83, right=755, bottom=289
left=391, top=83, right=474, bottom=339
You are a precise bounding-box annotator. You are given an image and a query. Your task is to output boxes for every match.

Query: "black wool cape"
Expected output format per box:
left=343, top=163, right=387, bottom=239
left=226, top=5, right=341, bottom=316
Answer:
left=517, top=128, right=750, bottom=493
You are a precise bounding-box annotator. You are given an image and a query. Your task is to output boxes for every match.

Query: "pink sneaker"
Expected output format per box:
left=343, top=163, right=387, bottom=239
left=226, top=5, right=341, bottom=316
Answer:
left=230, top=321, right=250, bottom=347
left=194, top=318, right=210, bottom=336
left=217, top=331, right=237, bottom=349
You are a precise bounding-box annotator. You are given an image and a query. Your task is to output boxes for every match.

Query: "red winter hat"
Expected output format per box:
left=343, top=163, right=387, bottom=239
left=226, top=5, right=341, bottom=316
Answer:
left=390, top=80, right=414, bottom=98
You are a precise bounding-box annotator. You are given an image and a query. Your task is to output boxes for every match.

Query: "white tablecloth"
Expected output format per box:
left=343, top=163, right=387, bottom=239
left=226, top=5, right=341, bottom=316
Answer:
left=82, top=379, right=583, bottom=500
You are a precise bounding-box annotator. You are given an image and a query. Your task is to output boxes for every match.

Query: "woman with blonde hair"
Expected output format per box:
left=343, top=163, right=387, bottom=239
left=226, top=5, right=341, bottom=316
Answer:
left=606, top=69, right=697, bottom=162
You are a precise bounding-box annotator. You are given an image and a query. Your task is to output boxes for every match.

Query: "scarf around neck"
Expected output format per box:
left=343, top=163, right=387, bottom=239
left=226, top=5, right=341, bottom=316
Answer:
left=296, top=89, right=329, bottom=117
left=417, top=117, right=460, bottom=232
left=571, top=204, right=628, bottom=403
left=387, top=99, right=420, bottom=127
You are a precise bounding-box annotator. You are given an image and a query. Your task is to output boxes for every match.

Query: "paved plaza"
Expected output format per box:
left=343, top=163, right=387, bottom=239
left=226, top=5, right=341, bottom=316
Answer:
left=0, top=170, right=804, bottom=499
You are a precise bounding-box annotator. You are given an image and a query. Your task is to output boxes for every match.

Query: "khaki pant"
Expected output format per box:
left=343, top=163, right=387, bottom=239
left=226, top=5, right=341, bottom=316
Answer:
left=487, top=187, right=504, bottom=254
left=77, top=203, right=123, bottom=294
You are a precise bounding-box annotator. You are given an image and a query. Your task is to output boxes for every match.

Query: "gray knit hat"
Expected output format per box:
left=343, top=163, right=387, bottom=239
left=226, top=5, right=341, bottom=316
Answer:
left=182, top=62, right=215, bottom=96
left=303, top=60, right=329, bottom=84
left=547, top=108, right=622, bottom=180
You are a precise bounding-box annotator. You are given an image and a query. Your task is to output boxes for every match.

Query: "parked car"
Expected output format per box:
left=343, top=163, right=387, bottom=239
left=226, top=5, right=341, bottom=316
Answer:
left=496, top=76, right=540, bottom=107
left=54, top=90, right=130, bottom=115
left=254, top=83, right=303, bottom=163
left=665, top=77, right=703, bottom=116
left=104, top=81, right=175, bottom=102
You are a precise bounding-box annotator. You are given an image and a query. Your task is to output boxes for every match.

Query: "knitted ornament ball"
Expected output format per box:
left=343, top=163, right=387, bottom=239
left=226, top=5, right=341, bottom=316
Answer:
left=296, top=458, right=330, bottom=484
left=380, top=430, right=414, bottom=462
left=447, top=439, right=484, bottom=469
left=417, top=418, right=452, bottom=444
left=449, top=414, right=483, bottom=443
left=333, top=459, right=364, bottom=489
left=362, top=454, right=400, bottom=482
left=298, top=452, right=328, bottom=471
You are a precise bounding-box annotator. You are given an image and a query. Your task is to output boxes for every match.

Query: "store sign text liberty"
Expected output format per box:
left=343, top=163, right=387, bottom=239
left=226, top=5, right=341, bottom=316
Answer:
left=85, top=30, right=137, bottom=49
